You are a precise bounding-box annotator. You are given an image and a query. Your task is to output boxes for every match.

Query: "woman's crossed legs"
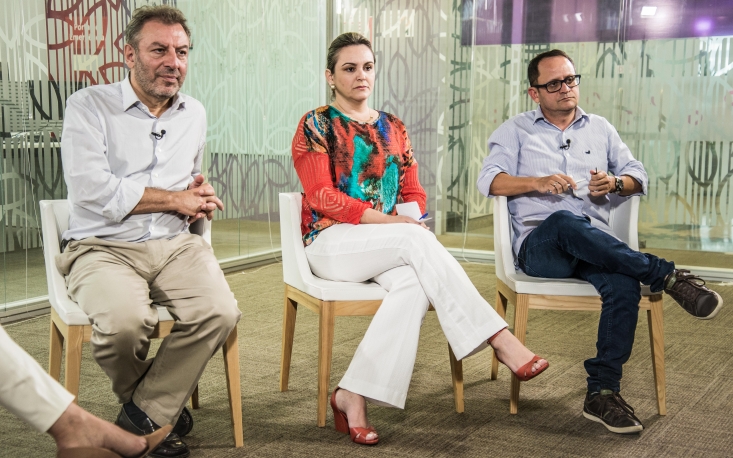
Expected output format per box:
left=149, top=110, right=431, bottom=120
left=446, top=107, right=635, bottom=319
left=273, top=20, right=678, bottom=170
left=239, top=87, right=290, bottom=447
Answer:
left=305, top=223, right=547, bottom=440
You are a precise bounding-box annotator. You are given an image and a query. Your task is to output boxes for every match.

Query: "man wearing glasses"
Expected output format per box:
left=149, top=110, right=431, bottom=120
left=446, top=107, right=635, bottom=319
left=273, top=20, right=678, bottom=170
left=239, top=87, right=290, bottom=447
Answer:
left=477, top=49, right=722, bottom=434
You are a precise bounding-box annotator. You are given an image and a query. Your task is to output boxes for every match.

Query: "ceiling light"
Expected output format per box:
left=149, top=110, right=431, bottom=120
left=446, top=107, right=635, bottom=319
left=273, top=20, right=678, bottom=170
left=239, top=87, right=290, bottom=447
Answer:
left=641, top=6, right=657, bottom=17
left=695, top=19, right=713, bottom=33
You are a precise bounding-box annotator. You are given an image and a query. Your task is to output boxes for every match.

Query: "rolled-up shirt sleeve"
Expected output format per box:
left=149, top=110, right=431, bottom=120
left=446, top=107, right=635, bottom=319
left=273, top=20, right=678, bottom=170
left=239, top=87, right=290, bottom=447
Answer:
left=61, top=94, right=144, bottom=223
left=477, top=124, right=519, bottom=198
left=604, top=119, right=648, bottom=196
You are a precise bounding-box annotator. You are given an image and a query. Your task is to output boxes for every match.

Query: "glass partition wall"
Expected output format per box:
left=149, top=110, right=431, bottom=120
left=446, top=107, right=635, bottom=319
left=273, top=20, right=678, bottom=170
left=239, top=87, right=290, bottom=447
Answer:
left=177, top=0, right=326, bottom=266
left=0, top=0, right=65, bottom=317
left=1, top=0, right=732, bottom=320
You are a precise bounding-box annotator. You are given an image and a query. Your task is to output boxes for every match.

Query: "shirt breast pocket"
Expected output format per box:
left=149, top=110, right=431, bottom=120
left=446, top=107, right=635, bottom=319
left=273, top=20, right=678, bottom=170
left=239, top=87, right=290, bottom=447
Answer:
left=578, top=139, right=608, bottom=171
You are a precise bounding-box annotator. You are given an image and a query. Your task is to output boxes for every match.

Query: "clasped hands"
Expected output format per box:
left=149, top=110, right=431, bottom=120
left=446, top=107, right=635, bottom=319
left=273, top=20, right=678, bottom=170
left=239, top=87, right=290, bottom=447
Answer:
left=536, top=169, right=615, bottom=197
left=183, top=174, right=224, bottom=223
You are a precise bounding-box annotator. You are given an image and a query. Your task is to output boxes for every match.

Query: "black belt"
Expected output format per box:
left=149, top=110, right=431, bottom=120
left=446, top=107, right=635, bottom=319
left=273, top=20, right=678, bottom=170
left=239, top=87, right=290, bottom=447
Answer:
left=60, top=239, right=73, bottom=253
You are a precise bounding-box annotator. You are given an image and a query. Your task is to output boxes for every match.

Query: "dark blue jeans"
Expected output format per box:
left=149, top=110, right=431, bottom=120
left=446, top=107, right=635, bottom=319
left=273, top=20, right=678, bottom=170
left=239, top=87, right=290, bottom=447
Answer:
left=517, top=210, right=674, bottom=393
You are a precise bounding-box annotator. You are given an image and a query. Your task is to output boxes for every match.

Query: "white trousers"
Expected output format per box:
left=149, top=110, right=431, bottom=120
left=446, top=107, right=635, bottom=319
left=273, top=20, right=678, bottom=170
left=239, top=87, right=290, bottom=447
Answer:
left=305, top=223, right=507, bottom=408
left=0, top=324, right=74, bottom=432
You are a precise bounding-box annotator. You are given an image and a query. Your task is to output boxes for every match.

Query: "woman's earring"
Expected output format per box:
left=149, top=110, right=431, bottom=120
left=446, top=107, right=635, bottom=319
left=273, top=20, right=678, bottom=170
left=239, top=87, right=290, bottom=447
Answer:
left=330, top=85, right=335, bottom=90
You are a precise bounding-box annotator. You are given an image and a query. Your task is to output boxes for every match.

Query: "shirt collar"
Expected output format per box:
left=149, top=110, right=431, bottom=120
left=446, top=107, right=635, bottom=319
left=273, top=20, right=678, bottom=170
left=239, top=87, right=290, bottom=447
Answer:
left=533, top=105, right=589, bottom=127
left=121, top=75, right=187, bottom=114
left=121, top=76, right=141, bottom=111
left=170, top=91, right=186, bottom=111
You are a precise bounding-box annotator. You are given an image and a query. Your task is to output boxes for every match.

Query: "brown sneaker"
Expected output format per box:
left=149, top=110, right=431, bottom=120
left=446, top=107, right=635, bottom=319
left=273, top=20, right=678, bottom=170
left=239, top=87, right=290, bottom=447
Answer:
left=583, top=390, right=643, bottom=434
left=664, top=269, right=723, bottom=320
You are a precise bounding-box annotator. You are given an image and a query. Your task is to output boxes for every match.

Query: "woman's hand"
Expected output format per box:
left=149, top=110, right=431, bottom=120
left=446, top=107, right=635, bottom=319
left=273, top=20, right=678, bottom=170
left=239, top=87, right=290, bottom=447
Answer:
left=360, top=208, right=428, bottom=229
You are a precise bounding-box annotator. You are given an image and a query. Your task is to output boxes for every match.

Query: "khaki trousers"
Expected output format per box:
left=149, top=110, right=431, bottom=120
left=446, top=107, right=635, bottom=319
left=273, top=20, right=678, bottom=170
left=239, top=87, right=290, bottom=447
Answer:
left=56, top=233, right=241, bottom=426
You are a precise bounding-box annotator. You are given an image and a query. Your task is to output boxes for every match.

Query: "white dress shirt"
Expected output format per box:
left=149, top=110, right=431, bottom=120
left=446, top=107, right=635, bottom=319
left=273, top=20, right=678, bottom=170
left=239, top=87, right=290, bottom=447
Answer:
left=477, top=106, right=648, bottom=257
left=60, top=76, right=206, bottom=242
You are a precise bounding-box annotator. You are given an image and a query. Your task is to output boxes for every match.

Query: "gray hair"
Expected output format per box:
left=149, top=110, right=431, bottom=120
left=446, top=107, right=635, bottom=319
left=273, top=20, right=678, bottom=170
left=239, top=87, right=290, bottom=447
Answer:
left=125, top=5, right=191, bottom=50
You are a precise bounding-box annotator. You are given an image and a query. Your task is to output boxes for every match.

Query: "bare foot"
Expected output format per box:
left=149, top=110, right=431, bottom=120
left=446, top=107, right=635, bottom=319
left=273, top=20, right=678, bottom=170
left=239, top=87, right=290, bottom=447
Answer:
left=49, top=403, right=147, bottom=457
left=334, top=389, right=378, bottom=442
left=489, top=329, right=547, bottom=375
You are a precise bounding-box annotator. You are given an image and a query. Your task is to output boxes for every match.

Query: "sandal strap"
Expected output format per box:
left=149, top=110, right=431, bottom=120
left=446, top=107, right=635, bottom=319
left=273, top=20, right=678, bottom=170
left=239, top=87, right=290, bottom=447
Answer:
left=350, top=426, right=378, bottom=444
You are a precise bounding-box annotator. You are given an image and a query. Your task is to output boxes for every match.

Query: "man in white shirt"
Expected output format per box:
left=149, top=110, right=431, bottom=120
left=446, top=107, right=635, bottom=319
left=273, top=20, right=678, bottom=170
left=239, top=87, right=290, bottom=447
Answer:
left=57, top=6, right=240, bottom=457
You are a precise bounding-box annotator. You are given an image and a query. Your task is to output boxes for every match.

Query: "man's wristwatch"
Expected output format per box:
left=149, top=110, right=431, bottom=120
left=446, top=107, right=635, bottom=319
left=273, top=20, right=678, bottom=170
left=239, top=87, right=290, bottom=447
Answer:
left=609, top=173, right=624, bottom=194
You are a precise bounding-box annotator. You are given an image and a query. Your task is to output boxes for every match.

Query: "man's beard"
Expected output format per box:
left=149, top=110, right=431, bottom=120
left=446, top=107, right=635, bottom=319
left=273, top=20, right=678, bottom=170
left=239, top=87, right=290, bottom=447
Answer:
left=132, top=55, right=182, bottom=101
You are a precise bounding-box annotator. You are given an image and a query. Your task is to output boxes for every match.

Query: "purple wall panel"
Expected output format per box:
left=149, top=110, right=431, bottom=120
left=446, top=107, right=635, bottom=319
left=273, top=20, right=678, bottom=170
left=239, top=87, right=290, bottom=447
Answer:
left=463, top=0, right=733, bottom=46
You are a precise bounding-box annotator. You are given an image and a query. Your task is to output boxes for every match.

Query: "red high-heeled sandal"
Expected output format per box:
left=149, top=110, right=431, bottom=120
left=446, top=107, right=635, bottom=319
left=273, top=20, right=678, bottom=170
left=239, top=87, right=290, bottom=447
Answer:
left=489, top=329, right=549, bottom=382
left=330, top=388, right=379, bottom=445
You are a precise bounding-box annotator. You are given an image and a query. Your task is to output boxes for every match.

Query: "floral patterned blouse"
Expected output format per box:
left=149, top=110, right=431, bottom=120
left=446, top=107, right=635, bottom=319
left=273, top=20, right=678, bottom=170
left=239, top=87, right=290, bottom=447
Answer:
left=291, top=105, right=426, bottom=245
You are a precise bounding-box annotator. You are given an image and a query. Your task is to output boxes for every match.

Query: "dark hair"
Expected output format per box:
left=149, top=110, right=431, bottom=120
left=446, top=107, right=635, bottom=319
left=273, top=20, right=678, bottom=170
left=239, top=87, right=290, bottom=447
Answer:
left=527, top=49, right=575, bottom=86
left=326, top=32, right=376, bottom=99
left=125, top=5, right=191, bottom=51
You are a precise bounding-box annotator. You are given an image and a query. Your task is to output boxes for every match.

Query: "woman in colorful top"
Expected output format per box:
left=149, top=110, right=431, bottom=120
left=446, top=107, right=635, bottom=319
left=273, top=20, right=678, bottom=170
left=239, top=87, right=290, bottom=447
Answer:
left=291, top=32, right=549, bottom=445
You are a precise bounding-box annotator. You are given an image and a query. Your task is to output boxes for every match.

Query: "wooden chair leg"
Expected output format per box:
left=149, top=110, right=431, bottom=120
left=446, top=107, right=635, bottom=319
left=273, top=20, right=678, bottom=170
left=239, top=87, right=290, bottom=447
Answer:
left=64, top=325, right=84, bottom=403
left=222, top=327, right=244, bottom=447
left=647, top=295, right=666, bottom=416
left=317, top=301, right=335, bottom=427
left=448, top=345, right=464, bottom=413
left=510, top=294, right=530, bottom=415
left=491, top=290, right=508, bottom=380
left=280, top=291, right=298, bottom=392
left=49, top=317, right=64, bottom=382
left=190, top=386, right=200, bottom=410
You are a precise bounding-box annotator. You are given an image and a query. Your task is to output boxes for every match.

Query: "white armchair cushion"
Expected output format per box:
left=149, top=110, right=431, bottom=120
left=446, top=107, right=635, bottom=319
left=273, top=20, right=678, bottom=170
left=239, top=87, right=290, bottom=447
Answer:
left=494, top=195, right=653, bottom=297
left=279, top=192, right=388, bottom=302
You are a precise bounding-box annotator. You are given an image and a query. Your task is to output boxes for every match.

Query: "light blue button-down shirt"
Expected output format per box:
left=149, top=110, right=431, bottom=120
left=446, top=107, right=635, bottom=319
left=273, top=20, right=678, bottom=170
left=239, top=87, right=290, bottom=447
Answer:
left=61, top=76, right=206, bottom=242
left=477, top=106, right=648, bottom=258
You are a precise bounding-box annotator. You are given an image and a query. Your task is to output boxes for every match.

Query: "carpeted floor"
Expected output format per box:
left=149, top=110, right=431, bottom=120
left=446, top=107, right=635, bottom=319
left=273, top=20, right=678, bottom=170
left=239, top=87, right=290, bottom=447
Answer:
left=2, top=262, right=732, bottom=457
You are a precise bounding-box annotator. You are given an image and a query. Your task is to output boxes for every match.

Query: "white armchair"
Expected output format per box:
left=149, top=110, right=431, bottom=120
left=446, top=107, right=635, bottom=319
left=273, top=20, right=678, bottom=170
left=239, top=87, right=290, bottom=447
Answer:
left=39, top=200, right=243, bottom=447
left=492, top=195, right=666, bottom=415
left=278, top=192, right=465, bottom=427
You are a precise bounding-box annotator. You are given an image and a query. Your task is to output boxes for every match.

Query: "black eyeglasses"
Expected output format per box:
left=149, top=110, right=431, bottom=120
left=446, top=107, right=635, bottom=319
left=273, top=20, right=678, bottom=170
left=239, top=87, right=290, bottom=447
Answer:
left=532, top=75, right=581, bottom=93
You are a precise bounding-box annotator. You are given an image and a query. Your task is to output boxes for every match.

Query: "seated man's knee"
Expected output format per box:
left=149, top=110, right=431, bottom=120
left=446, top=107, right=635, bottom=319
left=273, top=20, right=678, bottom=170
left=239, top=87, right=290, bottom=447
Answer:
left=546, top=209, right=582, bottom=225
left=204, top=294, right=241, bottom=335
left=89, top=305, right=157, bottom=352
left=86, top=290, right=156, bottom=329
left=71, top=263, right=154, bottom=334
left=542, top=210, right=592, bottom=238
